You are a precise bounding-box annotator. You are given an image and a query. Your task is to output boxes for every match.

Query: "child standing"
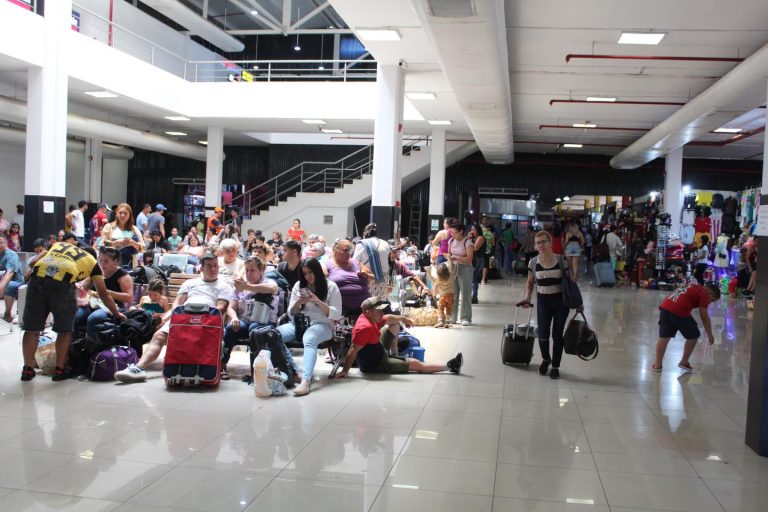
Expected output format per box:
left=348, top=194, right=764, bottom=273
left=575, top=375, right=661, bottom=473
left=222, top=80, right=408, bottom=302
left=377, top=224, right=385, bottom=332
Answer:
left=7, top=223, right=21, bottom=252
left=430, top=262, right=455, bottom=328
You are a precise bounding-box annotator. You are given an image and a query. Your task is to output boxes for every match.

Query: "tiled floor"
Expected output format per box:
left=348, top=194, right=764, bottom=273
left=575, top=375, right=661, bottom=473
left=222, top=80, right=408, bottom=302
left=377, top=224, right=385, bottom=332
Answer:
left=0, top=272, right=764, bottom=511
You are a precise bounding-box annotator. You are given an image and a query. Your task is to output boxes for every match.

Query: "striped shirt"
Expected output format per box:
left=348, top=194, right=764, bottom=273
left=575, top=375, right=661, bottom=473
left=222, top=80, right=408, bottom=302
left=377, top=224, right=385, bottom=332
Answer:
left=528, top=255, right=567, bottom=295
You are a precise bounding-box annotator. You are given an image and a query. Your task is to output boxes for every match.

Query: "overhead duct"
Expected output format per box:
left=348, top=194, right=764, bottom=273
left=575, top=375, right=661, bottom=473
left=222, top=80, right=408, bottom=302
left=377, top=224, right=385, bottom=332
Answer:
left=140, top=0, right=245, bottom=52
left=610, top=39, right=768, bottom=169
left=410, top=0, right=514, bottom=164
left=0, top=126, right=135, bottom=159
left=0, top=96, right=208, bottom=161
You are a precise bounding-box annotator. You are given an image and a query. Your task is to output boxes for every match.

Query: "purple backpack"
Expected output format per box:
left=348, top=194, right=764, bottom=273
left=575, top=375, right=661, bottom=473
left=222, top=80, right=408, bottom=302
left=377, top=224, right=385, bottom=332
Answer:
left=89, top=346, right=138, bottom=381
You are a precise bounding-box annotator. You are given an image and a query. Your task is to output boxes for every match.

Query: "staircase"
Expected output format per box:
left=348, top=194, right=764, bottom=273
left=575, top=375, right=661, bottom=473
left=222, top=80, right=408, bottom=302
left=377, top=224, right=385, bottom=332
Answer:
left=239, top=140, right=478, bottom=242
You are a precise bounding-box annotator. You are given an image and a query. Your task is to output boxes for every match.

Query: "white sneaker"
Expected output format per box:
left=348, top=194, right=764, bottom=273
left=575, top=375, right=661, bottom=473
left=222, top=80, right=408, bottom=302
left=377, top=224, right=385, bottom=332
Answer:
left=114, top=364, right=147, bottom=383
left=294, top=379, right=311, bottom=397
left=461, top=320, right=471, bottom=326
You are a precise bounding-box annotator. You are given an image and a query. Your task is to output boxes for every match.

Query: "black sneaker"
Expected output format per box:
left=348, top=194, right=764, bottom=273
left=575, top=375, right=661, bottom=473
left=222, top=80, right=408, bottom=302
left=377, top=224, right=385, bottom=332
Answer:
left=447, top=353, right=463, bottom=374
left=20, top=366, right=35, bottom=381
left=549, top=368, right=560, bottom=380
left=52, top=367, right=70, bottom=382
left=538, top=360, right=551, bottom=376
left=471, top=296, right=479, bottom=304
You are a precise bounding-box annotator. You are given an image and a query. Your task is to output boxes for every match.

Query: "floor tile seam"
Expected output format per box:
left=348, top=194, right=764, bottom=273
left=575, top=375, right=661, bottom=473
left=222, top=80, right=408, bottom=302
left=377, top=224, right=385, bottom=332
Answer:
left=491, top=359, right=508, bottom=512
left=10, top=451, right=81, bottom=490
left=0, top=487, right=123, bottom=506
left=571, top=384, right=612, bottom=508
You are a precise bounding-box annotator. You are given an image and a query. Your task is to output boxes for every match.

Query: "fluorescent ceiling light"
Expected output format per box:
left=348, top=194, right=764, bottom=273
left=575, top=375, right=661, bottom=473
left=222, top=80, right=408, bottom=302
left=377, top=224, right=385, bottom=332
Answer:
left=165, top=131, right=187, bottom=136
left=302, top=119, right=326, bottom=125
left=563, top=196, right=571, bottom=201
left=164, top=115, right=190, bottom=121
left=198, top=140, right=208, bottom=145
left=428, top=120, right=452, bottom=126
left=714, top=127, right=742, bottom=133
left=563, top=143, right=583, bottom=148
left=618, top=32, right=666, bottom=45
left=586, top=96, right=616, bottom=102
left=357, top=29, right=401, bottom=41
left=406, top=92, right=436, bottom=100
left=321, top=128, right=343, bottom=134
left=706, top=455, right=723, bottom=461
left=84, top=90, right=118, bottom=98
left=566, top=499, right=595, bottom=505
left=573, top=123, right=597, bottom=128
left=250, top=10, right=258, bottom=15
left=391, top=485, right=419, bottom=490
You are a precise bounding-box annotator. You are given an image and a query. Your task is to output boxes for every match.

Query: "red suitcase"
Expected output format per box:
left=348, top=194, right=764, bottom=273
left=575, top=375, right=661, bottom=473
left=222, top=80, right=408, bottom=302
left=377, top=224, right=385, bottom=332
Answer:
left=164, top=305, right=223, bottom=387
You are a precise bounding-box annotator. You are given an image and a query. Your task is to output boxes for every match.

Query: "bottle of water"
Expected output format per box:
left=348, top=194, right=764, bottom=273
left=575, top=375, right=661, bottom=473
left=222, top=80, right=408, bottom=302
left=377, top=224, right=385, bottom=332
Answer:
left=721, top=275, right=729, bottom=295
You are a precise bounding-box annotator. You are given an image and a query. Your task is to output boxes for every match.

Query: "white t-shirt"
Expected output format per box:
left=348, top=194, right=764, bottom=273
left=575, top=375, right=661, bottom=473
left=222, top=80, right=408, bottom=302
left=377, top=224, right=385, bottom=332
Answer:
left=179, top=277, right=234, bottom=307
left=218, top=257, right=244, bottom=280
left=71, top=209, right=85, bottom=237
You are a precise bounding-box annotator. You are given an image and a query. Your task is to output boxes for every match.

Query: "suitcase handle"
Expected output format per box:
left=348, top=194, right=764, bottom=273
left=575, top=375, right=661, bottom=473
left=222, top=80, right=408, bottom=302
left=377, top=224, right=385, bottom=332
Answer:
left=513, top=304, right=534, bottom=337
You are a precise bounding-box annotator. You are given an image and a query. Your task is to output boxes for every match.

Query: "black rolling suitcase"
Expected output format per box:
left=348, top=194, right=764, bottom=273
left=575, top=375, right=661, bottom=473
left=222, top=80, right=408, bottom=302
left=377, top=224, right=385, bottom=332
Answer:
left=501, top=305, right=535, bottom=366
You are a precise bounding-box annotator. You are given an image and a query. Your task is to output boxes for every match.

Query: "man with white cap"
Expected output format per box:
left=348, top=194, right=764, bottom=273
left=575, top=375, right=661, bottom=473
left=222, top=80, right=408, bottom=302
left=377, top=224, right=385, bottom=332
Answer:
left=147, top=204, right=167, bottom=239
left=334, top=297, right=463, bottom=378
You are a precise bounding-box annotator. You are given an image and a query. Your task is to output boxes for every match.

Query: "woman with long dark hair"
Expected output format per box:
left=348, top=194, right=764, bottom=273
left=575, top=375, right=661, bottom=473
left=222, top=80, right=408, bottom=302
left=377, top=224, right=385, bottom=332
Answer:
left=469, top=223, right=486, bottom=304
left=276, top=257, right=342, bottom=396
left=448, top=223, right=475, bottom=325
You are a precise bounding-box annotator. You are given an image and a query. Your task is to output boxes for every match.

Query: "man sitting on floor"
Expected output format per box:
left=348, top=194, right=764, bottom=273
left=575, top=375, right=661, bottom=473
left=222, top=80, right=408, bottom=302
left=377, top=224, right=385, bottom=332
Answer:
left=114, top=252, right=233, bottom=383
left=334, top=297, right=463, bottom=379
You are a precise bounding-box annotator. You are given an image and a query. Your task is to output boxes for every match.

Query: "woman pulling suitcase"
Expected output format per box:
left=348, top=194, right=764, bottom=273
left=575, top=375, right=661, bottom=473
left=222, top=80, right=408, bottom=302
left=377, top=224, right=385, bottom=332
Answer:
left=518, top=230, right=576, bottom=380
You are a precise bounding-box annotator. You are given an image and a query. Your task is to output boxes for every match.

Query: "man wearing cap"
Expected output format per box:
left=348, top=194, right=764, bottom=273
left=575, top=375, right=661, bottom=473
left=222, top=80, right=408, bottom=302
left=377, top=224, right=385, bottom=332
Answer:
left=207, top=207, right=225, bottom=241
left=147, top=204, right=167, bottom=239
left=335, top=297, right=463, bottom=378
left=92, top=203, right=110, bottom=241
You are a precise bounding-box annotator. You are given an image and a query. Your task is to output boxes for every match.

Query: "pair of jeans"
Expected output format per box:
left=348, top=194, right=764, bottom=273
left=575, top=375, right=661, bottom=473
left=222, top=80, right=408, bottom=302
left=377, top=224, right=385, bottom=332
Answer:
left=536, top=293, right=569, bottom=368
left=450, top=263, right=473, bottom=323
left=277, top=321, right=333, bottom=382
left=222, top=320, right=272, bottom=365
left=472, top=255, right=485, bottom=298
left=74, top=306, right=114, bottom=338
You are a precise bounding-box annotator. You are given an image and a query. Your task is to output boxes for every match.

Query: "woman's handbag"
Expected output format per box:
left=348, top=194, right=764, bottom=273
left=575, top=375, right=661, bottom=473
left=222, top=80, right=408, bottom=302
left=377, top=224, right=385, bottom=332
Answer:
left=563, top=311, right=599, bottom=361
left=560, top=265, right=583, bottom=310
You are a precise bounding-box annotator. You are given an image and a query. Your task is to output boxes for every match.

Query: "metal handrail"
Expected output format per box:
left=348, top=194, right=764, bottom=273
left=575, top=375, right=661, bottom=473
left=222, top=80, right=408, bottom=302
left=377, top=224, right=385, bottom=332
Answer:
left=235, top=134, right=433, bottom=216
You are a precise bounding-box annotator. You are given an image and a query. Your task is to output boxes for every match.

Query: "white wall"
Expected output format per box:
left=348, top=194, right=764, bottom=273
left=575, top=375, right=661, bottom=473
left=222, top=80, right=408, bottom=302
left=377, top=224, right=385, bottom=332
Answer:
left=0, top=141, right=128, bottom=210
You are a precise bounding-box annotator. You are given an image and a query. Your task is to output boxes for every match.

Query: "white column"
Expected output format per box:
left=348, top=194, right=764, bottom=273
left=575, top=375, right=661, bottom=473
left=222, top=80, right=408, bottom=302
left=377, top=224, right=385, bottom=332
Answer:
left=84, top=138, right=103, bottom=202
left=428, top=128, right=446, bottom=217
left=205, top=127, right=224, bottom=210
left=664, top=147, right=683, bottom=236
left=371, top=63, right=405, bottom=207
left=25, top=0, right=71, bottom=198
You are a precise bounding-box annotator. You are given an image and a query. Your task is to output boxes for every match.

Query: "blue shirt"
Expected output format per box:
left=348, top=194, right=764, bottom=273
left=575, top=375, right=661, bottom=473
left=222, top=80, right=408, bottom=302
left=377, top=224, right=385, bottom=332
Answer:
left=0, top=249, right=24, bottom=283
left=136, top=212, right=149, bottom=233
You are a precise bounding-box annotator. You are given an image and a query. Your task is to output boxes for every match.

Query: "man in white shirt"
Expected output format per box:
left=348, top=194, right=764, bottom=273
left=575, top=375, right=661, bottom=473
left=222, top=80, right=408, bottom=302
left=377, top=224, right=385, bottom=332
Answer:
left=604, top=226, right=624, bottom=269
left=68, top=200, right=88, bottom=244
left=135, top=204, right=151, bottom=235
left=115, top=252, right=233, bottom=383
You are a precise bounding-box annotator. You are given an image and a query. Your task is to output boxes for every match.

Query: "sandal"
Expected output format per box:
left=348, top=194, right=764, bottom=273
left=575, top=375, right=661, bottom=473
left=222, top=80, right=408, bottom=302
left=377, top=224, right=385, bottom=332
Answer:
left=220, top=369, right=231, bottom=381
left=20, top=365, right=35, bottom=381
left=651, top=364, right=662, bottom=373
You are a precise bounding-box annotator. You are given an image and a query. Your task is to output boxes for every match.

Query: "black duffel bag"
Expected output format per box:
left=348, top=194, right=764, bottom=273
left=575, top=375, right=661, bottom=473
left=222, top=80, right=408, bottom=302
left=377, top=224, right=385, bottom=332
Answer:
left=563, top=311, right=599, bottom=361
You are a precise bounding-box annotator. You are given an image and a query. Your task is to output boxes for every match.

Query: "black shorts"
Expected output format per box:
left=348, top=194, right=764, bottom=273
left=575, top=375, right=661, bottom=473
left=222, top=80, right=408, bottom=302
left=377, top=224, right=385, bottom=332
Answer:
left=658, top=309, right=700, bottom=340
left=23, top=277, right=77, bottom=333
left=483, top=253, right=492, bottom=269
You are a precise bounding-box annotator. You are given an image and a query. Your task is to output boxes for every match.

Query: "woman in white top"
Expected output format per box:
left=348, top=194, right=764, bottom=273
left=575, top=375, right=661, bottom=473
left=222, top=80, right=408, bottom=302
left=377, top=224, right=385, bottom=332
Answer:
left=100, top=203, right=145, bottom=269
left=693, top=235, right=710, bottom=285
left=277, top=257, right=342, bottom=396
left=448, top=222, right=475, bottom=325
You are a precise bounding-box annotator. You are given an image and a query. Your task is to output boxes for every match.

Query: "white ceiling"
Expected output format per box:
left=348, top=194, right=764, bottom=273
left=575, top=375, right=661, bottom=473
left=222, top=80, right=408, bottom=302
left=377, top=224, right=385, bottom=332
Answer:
left=2, top=0, right=768, bottom=162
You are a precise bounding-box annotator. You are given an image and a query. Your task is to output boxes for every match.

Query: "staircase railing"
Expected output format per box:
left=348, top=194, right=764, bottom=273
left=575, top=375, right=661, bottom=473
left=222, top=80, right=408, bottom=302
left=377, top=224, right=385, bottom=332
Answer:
left=233, top=136, right=432, bottom=217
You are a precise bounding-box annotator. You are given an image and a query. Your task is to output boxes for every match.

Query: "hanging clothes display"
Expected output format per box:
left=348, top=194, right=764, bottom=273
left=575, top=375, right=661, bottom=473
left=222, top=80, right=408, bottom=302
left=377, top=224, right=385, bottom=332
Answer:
left=710, top=209, right=722, bottom=241
left=714, top=234, right=730, bottom=269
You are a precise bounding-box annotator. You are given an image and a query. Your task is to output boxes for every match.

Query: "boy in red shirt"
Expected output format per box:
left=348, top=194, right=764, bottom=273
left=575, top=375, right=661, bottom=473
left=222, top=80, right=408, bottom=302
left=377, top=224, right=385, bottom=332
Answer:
left=652, top=282, right=721, bottom=373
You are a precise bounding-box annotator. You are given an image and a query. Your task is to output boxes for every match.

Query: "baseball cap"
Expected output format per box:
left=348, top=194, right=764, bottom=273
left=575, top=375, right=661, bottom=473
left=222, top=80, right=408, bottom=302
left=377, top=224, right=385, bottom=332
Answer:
left=214, top=207, right=224, bottom=213
left=155, top=203, right=167, bottom=210
left=99, top=203, right=111, bottom=211
left=361, top=297, right=392, bottom=313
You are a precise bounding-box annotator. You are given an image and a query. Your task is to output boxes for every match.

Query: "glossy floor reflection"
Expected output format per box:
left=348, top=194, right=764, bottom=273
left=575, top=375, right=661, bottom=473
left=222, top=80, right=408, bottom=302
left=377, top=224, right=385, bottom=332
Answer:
left=0, top=274, right=763, bottom=511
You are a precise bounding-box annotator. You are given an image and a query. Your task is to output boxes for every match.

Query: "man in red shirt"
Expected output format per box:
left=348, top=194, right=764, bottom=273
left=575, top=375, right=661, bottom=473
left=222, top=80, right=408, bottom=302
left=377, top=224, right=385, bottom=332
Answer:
left=652, top=281, right=721, bottom=373
left=92, top=203, right=110, bottom=240
left=335, top=297, right=463, bottom=378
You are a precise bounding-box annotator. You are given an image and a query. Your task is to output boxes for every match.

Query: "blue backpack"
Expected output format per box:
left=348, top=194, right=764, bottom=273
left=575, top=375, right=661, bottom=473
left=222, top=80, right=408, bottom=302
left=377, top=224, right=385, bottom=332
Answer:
left=397, top=332, right=421, bottom=357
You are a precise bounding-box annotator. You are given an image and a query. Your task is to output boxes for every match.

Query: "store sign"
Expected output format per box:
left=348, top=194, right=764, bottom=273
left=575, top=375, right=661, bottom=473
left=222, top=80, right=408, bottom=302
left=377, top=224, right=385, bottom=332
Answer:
left=71, top=10, right=80, bottom=32
left=8, top=0, right=33, bottom=10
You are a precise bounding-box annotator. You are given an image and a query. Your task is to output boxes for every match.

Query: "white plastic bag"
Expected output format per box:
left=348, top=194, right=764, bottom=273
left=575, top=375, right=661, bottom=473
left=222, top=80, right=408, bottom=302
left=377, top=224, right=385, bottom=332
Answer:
left=253, top=350, right=272, bottom=397
left=35, top=334, right=57, bottom=375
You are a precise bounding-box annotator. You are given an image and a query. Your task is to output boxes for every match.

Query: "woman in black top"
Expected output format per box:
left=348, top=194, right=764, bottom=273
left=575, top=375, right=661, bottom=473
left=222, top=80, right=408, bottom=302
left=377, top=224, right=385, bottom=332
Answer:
left=469, top=223, right=486, bottom=304
left=74, top=247, right=134, bottom=337
left=519, top=231, right=572, bottom=379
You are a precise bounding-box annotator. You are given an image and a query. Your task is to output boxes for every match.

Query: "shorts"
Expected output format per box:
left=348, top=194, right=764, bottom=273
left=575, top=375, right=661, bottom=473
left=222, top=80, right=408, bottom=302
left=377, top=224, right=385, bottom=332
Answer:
left=23, top=277, right=77, bottom=333
left=565, top=243, right=581, bottom=257
left=658, top=309, right=700, bottom=340
left=3, top=280, right=22, bottom=298
left=483, top=254, right=491, bottom=269
left=360, top=327, right=410, bottom=374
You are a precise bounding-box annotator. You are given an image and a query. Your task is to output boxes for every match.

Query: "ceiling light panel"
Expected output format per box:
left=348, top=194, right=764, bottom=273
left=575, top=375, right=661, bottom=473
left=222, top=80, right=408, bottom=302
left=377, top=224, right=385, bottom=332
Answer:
left=321, top=128, right=343, bottom=134
left=427, top=0, right=476, bottom=17
left=714, top=127, right=742, bottom=133
left=164, top=116, right=190, bottom=121
left=573, top=123, right=597, bottom=128
left=357, top=29, right=401, bottom=41
left=586, top=97, right=617, bottom=102
left=302, top=119, right=326, bottom=125
left=563, top=143, right=583, bottom=148
left=165, top=131, right=187, bottom=136
left=428, top=120, right=452, bottom=125
left=84, top=91, right=118, bottom=98
left=406, top=92, right=437, bottom=100
left=618, top=32, right=666, bottom=45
